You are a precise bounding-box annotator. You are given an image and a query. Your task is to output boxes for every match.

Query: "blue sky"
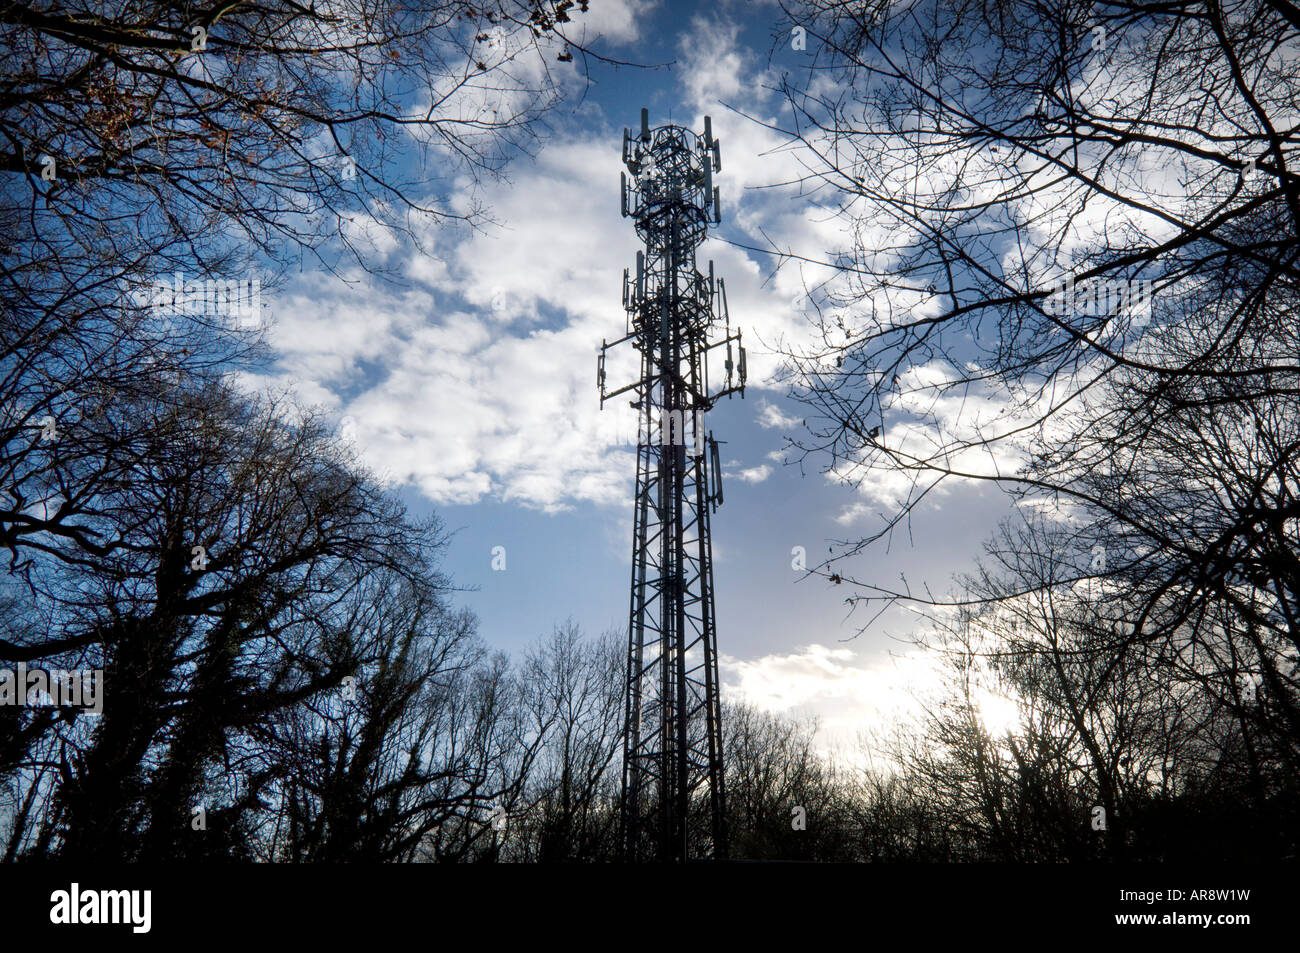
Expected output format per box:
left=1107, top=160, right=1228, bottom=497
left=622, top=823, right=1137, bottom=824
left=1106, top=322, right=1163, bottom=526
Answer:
left=251, top=0, right=1021, bottom=751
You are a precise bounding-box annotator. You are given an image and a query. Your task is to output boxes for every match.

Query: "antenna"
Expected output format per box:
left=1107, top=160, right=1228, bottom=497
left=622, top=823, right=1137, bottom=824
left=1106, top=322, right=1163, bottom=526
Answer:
left=596, top=109, right=746, bottom=862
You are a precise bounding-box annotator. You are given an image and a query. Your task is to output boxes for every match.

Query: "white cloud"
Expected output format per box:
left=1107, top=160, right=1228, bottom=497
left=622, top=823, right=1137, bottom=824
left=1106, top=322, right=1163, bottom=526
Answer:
left=679, top=17, right=747, bottom=107
left=572, top=0, right=656, bottom=44
left=822, top=358, right=1036, bottom=507
left=722, top=643, right=948, bottom=758
left=757, top=399, right=800, bottom=430
left=251, top=4, right=846, bottom=513
left=834, top=502, right=874, bottom=525
left=730, top=464, right=771, bottom=484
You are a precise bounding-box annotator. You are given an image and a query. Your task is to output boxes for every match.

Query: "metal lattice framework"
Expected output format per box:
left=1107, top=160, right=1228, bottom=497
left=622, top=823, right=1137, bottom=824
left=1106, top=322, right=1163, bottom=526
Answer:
left=597, top=110, right=745, bottom=862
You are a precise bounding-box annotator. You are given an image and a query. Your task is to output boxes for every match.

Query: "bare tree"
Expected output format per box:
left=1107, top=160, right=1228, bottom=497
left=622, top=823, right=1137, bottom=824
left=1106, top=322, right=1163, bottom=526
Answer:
left=750, top=0, right=1299, bottom=616
left=723, top=702, right=855, bottom=860
left=2, top=0, right=603, bottom=582
left=512, top=623, right=623, bottom=862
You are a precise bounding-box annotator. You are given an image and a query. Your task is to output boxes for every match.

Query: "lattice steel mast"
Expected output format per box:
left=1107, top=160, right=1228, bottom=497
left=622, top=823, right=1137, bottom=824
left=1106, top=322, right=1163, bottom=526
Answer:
left=597, top=110, right=746, bottom=862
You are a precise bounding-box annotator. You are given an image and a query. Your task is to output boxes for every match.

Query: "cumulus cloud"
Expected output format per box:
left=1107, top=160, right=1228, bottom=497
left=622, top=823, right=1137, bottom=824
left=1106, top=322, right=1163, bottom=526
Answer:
left=757, top=399, right=800, bottom=430
left=822, top=358, right=1038, bottom=508
left=252, top=2, right=832, bottom=512
left=721, top=643, right=948, bottom=757
left=834, top=502, right=874, bottom=525
left=729, top=463, right=772, bottom=484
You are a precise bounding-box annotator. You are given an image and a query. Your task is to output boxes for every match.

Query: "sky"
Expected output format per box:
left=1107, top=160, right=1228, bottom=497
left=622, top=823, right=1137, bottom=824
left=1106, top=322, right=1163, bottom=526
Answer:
left=249, top=0, right=1023, bottom=754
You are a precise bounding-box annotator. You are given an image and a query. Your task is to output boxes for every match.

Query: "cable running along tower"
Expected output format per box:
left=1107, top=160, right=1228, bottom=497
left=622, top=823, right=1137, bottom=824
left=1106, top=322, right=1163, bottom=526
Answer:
left=597, top=110, right=745, bottom=862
